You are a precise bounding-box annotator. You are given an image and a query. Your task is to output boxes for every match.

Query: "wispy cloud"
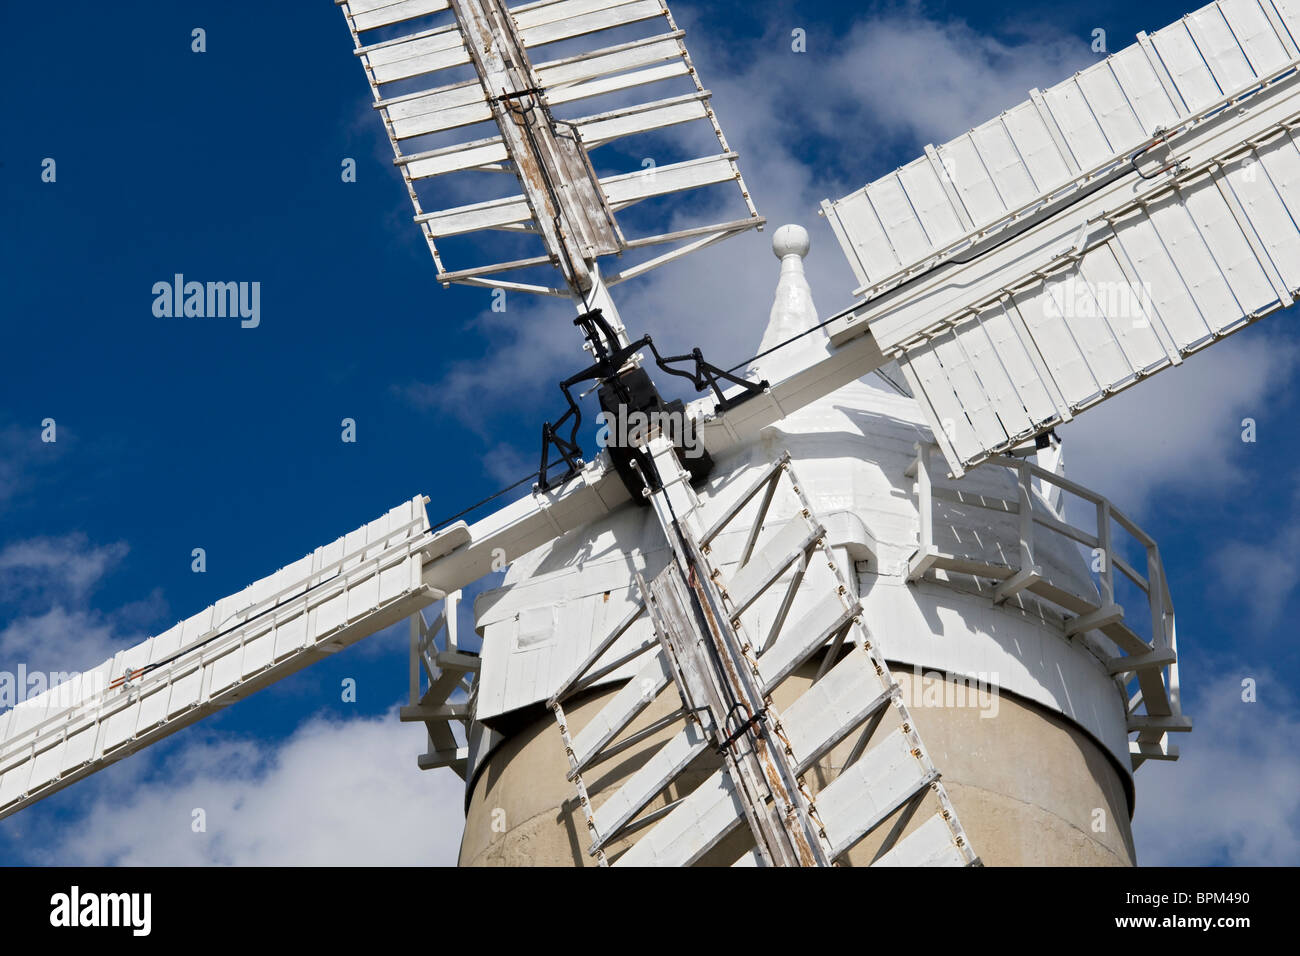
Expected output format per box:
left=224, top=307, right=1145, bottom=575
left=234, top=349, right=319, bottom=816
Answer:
left=0, top=421, right=68, bottom=515
left=20, top=707, right=465, bottom=865
left=0, top=534, right=127, bottom=605
left=809, top=10, right=1092, bottom=168
left=0, top=534, right=156, bottom=675
left=1134, top=667, right=1300, bottom=866
left=1213, top=482, right=1300, bottom=630
left=1061, top=332, right=1300, bottom=512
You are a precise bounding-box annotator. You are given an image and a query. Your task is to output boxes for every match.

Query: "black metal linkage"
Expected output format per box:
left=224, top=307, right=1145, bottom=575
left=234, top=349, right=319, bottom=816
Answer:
left=535, top=309, right=770, bottom=490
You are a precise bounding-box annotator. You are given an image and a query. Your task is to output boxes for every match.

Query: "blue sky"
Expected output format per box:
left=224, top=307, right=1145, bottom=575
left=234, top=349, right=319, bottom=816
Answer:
left=1, top=0, right=1297, bottom=865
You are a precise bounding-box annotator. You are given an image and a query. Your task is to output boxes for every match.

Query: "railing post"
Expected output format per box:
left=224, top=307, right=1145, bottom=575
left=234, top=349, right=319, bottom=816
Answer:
left=446, top=590, right=461, bottom=653
left=1147, top=547, right=1166, bottom=651
left=1097, top=500, right=1115, bottom=606
left=409, top=612, right=420, bottom=707
left=917, top=443, right=934, bottom=557
left=1166, top=612, right=1182, bottom=714
left=1016, top=460, right=1034, bottom=574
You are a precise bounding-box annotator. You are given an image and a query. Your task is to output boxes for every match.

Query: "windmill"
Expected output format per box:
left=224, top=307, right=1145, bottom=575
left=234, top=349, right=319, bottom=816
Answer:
left=4, top=0, right=1298, bottom=865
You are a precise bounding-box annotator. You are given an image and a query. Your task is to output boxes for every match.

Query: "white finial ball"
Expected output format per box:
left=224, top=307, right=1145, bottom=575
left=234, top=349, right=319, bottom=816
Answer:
left=772, top=223, right=810, bottom=260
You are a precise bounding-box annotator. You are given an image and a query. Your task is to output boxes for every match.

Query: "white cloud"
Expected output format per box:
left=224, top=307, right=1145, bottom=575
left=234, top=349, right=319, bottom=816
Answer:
left=1060, top=331, right=1300, bottom=512
left=1213, top=485, right=1300, bottom=631
left=0, top=422, right=68, bottom=514
left=0, top=425, right=25, bottom=509
left=0, top=534, right=148, bottom=676
left=813, top=14, right=1091, bottom=159
left=0, top=534, right=127, bottom=602
left=0, top=607, right=128, bottom=679
left=1133, top=669, right=1300, bottom=866
left=30, top=707, right=466, bottom=866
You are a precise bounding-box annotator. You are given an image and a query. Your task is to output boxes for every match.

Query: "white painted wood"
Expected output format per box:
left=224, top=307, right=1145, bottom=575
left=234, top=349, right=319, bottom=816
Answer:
left=867, top=173, right=933, bottom=273
left=930, top=327, right=1010, bottom=453
left=535, top=32, right=684, bottom=89
left=937, top=136, right=1002, bottom=225
left=1107, top=44, right=1183, bottom=132
left=815, top=727, right=936, bottom=860
left=1077, top=244, right=1167, bottom=374
left=900, top=345, right=983, bottom=464
left=365, top=35, right=469, bottom=86
left=822, top=190, right=899, bottom=286
left=825, top=0, right=1300, bottom=293
left=385, top=86, right=490, bottom=139
left=604, top=153, right=740, bottom=208
left=1243, top=132, right=1300, bottom=289
left=825, top=50, right=1300, bottom=471
left=1184, top=174, right=1281, bottom=315
left=1075, top=60, right=1145, bottom=151
left=566, top=648, right=673, bottom=770
left=343, top=0, right=760, bottom=295
left=974, top=119, right=1040, bottom=208
left=546, top=61, right=690, bottom=107
left=611, top=767, right=746, bottom=866
left=350, top=0, right=451, bottom=33
left=1186, top=3, right=1258, bottom=92
left=521, top=0, right=666, bottom=48
left=589, top=721, right=711, bottom=849
left=756, top=592, right=856, bottom=691
left=514, top=0, right=662, bottom=35
left=978, top=301, right=1059, bottom=428
left=576, top=94, right=710, bottom=148
left=721, top=515, right=821, bottom=614
left=1221, top=0, right=1293, bottom=70
left=1001, top=101, right=1073, bottom=195
left=1043, top=78, right=1114, bottom=169
left=949, top=312, right=1036, bottom=441
left=779, top=650, right=891, bottom=772
left=897, top=159, right=965, bottom=250
left=419, top=151, right=741, bottom=236
left=872, top=812, right=968, bottom=867
left=1271, top=0, right=1300, bottom=45
left=405, top=140, right=510, bottom=179
left=1046, top=270, right=1133, bottom=394
left=1113, top=209, right=1217, bottom=347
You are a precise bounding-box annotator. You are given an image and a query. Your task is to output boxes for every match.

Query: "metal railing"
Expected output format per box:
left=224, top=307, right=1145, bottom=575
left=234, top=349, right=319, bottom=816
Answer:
left=907, top=442, right=1187, bottom=768
left=401, top=590, right=479, bottom=778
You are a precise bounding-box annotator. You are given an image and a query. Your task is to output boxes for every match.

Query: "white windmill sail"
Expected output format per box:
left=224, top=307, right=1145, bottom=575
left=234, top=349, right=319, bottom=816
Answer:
left=0, top=457, right=637, bottom=821
left=338, top=0, right=763, bottom=303
left=0, top=498, right=439, bottom=820
left=820, top=0, right=1300, bottom=474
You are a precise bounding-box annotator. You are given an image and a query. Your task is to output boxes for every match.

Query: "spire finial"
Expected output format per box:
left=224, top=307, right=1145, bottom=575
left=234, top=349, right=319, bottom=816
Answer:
left=749, top=224, right=826, bottom=382
left=772, top=223, right=810, bottom=260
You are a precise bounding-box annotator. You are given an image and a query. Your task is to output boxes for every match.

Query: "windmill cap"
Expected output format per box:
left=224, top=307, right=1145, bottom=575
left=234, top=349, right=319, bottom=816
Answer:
left=772, top=224, right=810, bottom=260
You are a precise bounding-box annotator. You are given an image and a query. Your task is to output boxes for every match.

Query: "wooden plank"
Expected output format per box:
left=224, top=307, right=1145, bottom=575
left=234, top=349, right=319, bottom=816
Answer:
left=815, top=728, right=938, bottom=860
left=351, top=0, right=452, bottom=32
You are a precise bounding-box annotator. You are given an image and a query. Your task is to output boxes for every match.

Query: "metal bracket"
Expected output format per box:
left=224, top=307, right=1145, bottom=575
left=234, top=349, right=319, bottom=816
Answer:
left=535, top=309, right=767, bottom=491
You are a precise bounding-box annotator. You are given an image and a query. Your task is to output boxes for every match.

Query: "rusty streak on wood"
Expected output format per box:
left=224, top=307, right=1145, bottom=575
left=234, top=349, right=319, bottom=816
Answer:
left=447, top=0, right=621, bottom=295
